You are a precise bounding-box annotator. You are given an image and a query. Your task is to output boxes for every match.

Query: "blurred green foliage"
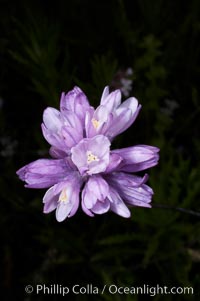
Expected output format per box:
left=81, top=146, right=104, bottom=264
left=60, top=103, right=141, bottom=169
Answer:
left=0, top=0, right=200, bottom=300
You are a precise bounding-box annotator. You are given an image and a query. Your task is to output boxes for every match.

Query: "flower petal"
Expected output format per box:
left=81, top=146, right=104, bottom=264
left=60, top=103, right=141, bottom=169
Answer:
left=56, top=201, right=74, bottom=222
left=82, top=175, right=109, bottom=212
left=100, top=86, right=109, bottom=103
left=41, top=124, right=67, bottom=152
left=91, top=198, right=110, bottom=214
left=108, top=188, right=131, bottom=218
left=105, top=153, right=122, bottom=173
left=43, top=107, right=62, bottom=132
left=49, top=147, right=67, bottom=159
left=106, top=172, right=149, bottom=188
left=71, top=135, right=110, bottom=175
left=121, top=184, right=153, bottom=208
left=62, top=111, right=83, bottom=133
left=81, top=199, right=94, bottom=217
left=60, top=86, right=91, bottom=124
left=55, top=175, right=82, bottom=222
left=112, top=145, right=159, bottom=172
left=107, top=172, right=153, bottom=208
left=86, top=105, right=110, bottom=138
left=82, top=184, right=97, bottom=209
left=105, top=108, right=132, bottom=139
left=16, top=159, right=71, bottom=188
left=88, top=175, right=109, bottom=200
left=100, top=89, right=122, bottom=113
left=61, top=126, right=83, bottom=148
left=43, top=186, right=59, bottom=213
left=116, top=97, right=138, bottom=115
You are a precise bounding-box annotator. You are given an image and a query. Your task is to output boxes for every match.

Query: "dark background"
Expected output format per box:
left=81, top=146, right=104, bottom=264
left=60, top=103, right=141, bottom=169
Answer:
left=0, top=0, right=200, bottom=300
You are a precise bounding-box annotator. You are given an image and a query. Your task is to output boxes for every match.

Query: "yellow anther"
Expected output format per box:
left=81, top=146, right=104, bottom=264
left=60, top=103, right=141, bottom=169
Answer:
left=59, top=188, right=68, bottom=203
left=92, top=118, right=100, bottom=129
left=87, top=151, right=99, bottom=164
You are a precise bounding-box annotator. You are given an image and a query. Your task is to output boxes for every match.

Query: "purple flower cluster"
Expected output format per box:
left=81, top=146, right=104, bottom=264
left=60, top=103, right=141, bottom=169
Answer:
left=17, top=86, right=159, bottom=222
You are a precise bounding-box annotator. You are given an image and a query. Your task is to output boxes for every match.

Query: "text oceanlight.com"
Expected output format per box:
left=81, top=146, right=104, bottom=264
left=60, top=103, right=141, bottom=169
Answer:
left=25, top=284, right=194, bottom=296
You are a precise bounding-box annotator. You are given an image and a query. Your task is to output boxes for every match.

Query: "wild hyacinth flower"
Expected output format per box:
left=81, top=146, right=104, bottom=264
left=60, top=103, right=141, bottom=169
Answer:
left=42, top=87, right=91, bottom=158
left=42, top=86, right=141, bottom=151
left=85, top=86, right=141, bottom=141
left=17, top=86, right=159, bottom=222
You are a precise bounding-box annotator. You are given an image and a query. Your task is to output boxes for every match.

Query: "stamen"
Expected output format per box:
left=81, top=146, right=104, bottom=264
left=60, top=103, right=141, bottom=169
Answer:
left=59, top=188, right=68, bottom=203
left=92, top=118, right=100, bottom=129
left=87, top=151, right=99, bottom=163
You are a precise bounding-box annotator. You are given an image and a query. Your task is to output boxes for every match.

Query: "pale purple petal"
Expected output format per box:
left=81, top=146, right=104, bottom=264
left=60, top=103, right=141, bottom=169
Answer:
left=112, top=145, right=159, bottom=172
left=82, top=184, right=98, bottom=209
left=100, top=86, right=110, bottom=104
left=41, top=108, right=64, bottom=149
left=60, top=86, right=91, bottom=124
left=43, top=199, right=58, bottom=213
left=99, top=93, right=141, bottom=139
left=116, top=97, right=138, bottom=115
left=43, top=178, right=79, bottom=213
left=106, top=105, right=141, bottom=140
left=62, top=111, right=83, bottom=135
left=68, top=197, right=80, bottom=218
left=17, top=159, right=68, bottom=178
left=81, top=199, right=94, bottom=217
left=82, top=175, right=110, bottom=215
left=60, top=86, right=89, bottom=111
left=42, top=97, right=85, bottom=152
left=71, top=141, right=89, bottom=175
left=56, top=201, right=74, bottom=222
left=106, top=172, right=149, bottom=188
left=106, top=172, right=153, bottom=208
left=122, top=103, right=142, bottom=130
left=55, top=175, right=82, bottom=222
left=138, top=145, right=160, bottom=152
left=41, top=124, right=67, bottom=152
left=43, top=107, right=62, bottom=132
left=61, top=126, right=83, bottom=148
left=93, top=105, right=109, bottom=124
left=105, top=153, right=122, bottom=173
left=52, top=171, right=80, bottom=195
left=43, top=186, right=56, bottom=204
left=108, top=187, right=131, bottom=218
left=81, top=175, right=109, bottom=210
left=86, top=106, right=109, bottom=137
left=71, top=135, right=110, bottom=175
left=100, top=89, right=122, bottom=112
left=49, top=147, right=67, bottom=159
left=86, top=88, right=141, bottom=141
left=91, top=198, right=110, bottom=214
left=86, top=175, right=109, bottom=201
left=120, top=184, right=153, bottom=208
left=16, top=159, right=72, bottom=188
left=105, top=108, right=132, bottom=139
left=85, top=107, right=95, bottom=137
left=99, top=113, right=113, bottom=135
left=43, top=186, right=59, bottom=213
